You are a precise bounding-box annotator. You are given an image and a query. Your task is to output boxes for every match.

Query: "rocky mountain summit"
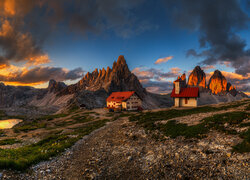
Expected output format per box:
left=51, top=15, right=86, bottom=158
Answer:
left=61, top=55, right=171, bottom=109
left=208, top=70, right=228, bottom=94
left=188, top=66, right=206, bottom=88
left=60, top=55, right=146, bottom=98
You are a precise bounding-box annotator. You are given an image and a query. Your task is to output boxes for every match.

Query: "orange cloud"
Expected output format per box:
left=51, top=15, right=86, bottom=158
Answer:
left=207, top=71, right=250, bottom=80
left=132, top=67, right=154, bottom=78
left=0, top=64, right=83, bottom=86
left=220, top=71, right=250, bottom=80
left=0, top=19, right=50, bottom=66
left=170, top=67, right=181, bottom=74
left=27, top=54, right=50, bottom=66
left=154, top=56, right=173, bottom=64
left=4, top=0, right=16, bottom=16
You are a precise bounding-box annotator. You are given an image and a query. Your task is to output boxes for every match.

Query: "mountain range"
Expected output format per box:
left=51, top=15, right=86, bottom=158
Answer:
left=0, top=56, right=247, bottom=115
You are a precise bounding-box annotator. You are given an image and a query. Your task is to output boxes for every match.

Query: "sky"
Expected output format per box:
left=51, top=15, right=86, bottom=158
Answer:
left=0, top=0, right=249, bottom=95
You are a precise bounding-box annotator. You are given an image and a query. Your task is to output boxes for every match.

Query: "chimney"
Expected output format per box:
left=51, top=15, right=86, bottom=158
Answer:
left=175, top=81, right=180, bottom=94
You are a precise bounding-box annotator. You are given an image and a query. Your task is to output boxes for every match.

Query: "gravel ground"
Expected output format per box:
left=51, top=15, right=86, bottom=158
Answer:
left=1, top=115, right=249, bottom=180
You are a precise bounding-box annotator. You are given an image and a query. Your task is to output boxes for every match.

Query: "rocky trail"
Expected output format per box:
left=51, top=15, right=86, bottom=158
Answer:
left=2, top=108, right=249, bottom=180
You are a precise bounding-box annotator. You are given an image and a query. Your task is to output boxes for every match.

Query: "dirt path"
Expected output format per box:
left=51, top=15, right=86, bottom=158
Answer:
left=2, top=116, right=249, bottom=180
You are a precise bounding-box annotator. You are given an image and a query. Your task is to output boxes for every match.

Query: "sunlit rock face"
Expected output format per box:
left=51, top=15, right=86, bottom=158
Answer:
left=227, top=82, right=233, bottom=92
left=187, top=66, right=206, bottom=88
left=181, top=73, right=186, bottom=81
left=208, top=70, right=227, bottom=94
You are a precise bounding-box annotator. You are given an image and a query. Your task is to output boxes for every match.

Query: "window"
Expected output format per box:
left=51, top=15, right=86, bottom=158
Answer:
left=185, top=98, right=188, bottom=104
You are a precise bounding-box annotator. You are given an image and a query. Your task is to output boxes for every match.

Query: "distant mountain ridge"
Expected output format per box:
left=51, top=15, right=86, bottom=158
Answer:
left=0, top=56, right=173, bottom=115
left=187, top=66, right=247, bottom=97
left=0, top=56, right=247, bottom=116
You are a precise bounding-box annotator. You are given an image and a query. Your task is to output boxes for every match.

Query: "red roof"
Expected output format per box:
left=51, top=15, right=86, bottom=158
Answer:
left=171, top=87, right=199, bottom=98
left=106, top=91, right=135, bottom=102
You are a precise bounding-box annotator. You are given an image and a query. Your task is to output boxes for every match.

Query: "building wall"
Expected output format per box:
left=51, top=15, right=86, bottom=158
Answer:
left=107, top=101, right=122, bottom=109
left=174, top=97, right=180, bottom=107
left=125, top=94, right=142, bottom=111
left=107, top=93, right=142, bottom=111
left=122, top=102, right=127, bottom=109
left=175, top=82, right=180, bottom=94
left=179, top=97, right=197, bottom=107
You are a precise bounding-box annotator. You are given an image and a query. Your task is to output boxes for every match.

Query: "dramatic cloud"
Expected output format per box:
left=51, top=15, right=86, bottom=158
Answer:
left=132, top=66, right=182, bottom=93
left=0, top=65, right=84, bottom=86
left=166, top=0, right=250, bottom=76
left=154, top=56, right=173, bottom=65
left=0, top=0, right=155, bottom=85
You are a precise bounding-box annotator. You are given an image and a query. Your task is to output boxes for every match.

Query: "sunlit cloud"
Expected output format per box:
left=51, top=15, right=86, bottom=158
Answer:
left=154, top=56, right=173, bottom=65
left=0, top=64, right=84, bottom=86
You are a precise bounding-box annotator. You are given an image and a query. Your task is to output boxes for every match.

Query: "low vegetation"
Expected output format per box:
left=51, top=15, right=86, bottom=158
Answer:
left=36, top=113, right=68, bottom=121
left=0, top=119, right=108, bottom=171
left=14, top=121, right=47, bottom=133
left=0, top=138, right=21, bottom=146
left=129, top=100, right=250, bottom=153
left=232, top=129, right=250, bottom=153
left=158, top=112, right=249, bottom=139
left=0, top=130, right=5, bottom=137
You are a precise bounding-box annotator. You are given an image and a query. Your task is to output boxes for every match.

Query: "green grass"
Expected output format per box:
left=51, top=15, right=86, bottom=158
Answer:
left=158, top=112, right=248, bottom=139
left=130, top=106, right=250, bottom=152
left=67, top=104, right=80, bottom=113
left=0, top=130, right=5, bottom=137
left=159, top=120, right=208, bottom=139
left=232, top=129, right=250, bottom=153
left=129, top=101, right=249, bottom=132
left=0, top=110, right=6, bottom=119
left=246, top=104, right=250, bottom=111
left=13, top=121, right=47, bottom=133
left=0, top=139, right=21, bottom=145
left=73, top=115, right=92, bottom=123
left=0, top=119, right=108, bottom=171
left=37, top=113, right=68, bottom=121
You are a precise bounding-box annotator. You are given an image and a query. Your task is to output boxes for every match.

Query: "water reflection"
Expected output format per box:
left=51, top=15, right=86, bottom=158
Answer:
left=0, top=119, right=23, bottom=129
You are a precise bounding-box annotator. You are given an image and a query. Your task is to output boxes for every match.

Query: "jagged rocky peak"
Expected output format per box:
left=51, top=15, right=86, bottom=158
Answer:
left=48, top=79, right=67, bottom=93
left=59, top=55, right=146, bottom=98
left=117, top=55, right=126, bottom=65
left=188, top=66, right=206, bottom=88
left=112, top=55, right=129, bottom=73
left=208, top=70, right=227, bottom=94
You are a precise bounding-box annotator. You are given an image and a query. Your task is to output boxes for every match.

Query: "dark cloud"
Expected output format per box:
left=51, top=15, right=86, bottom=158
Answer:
left=0, top=0, right=154, bottom=84
left=0, top=66, right=84, bottom=84
left=165, top=0, right=250, bottom=76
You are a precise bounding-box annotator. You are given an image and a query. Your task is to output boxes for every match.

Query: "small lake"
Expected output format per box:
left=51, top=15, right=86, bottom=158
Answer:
left=0, top=119, right=23, bottom=129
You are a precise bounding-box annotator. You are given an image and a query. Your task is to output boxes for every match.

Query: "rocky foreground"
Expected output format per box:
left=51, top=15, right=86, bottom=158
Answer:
left=1, top=106, right=249, bottom=180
